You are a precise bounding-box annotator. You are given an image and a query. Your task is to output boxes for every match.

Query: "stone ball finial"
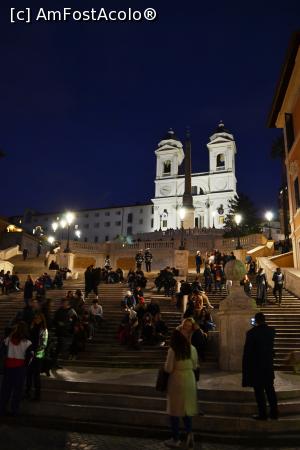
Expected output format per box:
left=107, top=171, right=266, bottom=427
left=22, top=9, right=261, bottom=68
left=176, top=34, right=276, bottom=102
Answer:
left=224, top=259, right=246, bottom=281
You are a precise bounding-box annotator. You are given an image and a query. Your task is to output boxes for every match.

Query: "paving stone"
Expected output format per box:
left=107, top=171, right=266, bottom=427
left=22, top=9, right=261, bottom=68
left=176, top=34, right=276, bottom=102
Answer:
left=0, top=426, right=300, bottom=450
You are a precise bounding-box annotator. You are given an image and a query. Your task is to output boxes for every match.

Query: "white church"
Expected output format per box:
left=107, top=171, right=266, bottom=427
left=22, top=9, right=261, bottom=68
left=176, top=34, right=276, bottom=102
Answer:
left=13, top=122, right=238, bottom=242
left=152, top=121, right=237, bottom=231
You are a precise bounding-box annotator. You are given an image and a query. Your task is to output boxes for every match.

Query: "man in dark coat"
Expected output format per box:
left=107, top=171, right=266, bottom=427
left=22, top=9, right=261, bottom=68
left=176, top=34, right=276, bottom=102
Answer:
left=144, top=249, right=153, bottom=272
left=195, top=251, right=202, bottom=274
left=242, top=312, right=278, bottom=420
left=272, top=267, right=284, bottom=306
left=135, top=251, right=144, bottom=271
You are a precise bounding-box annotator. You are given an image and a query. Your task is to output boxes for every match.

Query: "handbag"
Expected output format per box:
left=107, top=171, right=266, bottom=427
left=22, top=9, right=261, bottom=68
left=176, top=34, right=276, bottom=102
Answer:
left=194, top=367, right=200, bottom=382
left=156, top=367, right=169, bottom=392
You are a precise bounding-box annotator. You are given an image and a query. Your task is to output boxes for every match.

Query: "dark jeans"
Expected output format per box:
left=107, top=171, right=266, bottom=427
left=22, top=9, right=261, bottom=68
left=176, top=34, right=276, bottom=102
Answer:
left=0, top=366, right=26, bottom=414
left=273, top=285, right=283, bottom=304
left=253, top=383, right=278, bottom=418
left=26, top=357, right=42, bottom=399
left=145, top=262, right=151, bottom=272
left=196, top=264, right=201, bottom=274
left=170, top=416, right=192, bottom=441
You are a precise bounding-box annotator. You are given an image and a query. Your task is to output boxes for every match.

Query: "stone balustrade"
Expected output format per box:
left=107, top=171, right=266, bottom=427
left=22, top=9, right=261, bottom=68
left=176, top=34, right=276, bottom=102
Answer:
left=0, top=245, right=20, bottom=260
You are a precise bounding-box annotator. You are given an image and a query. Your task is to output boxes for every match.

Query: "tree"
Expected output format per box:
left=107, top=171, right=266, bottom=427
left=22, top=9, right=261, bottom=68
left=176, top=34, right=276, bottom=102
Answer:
left=223, top=193, right=261, bottom=237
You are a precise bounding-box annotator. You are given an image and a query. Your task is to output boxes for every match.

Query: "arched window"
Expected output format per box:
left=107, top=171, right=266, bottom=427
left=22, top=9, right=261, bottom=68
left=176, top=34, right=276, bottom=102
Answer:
left=163, top=160, right=171, bottom=175
left=216, top=154, right=225, bottom=169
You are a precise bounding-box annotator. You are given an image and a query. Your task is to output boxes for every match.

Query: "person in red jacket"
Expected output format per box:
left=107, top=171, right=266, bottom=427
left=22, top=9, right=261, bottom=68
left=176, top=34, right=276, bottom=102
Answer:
left=0, top=322, right=33, bottom=416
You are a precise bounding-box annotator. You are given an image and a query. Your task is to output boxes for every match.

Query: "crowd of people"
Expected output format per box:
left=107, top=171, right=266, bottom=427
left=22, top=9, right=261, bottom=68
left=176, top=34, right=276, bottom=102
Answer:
left=0, top=247, right=285, bottom=429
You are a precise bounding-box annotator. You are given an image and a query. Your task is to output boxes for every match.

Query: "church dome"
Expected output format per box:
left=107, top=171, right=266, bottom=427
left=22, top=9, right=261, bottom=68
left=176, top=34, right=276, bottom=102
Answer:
left=163, top=128, right=177, bottom=140
left=214, top=121, right=231, bottom=134
left=209, top=121, right=234, bottom=142
left=158, top=128, right=182, bottom=149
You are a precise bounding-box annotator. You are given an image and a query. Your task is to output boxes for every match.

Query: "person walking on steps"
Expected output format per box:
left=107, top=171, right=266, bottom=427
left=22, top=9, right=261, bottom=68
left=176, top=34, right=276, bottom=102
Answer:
left=164, top=329, right=199, bottom=448
left=242, top=312, right=278, bottom=421
left=272, top=267, right=284, bottom=306
left=22, top=248, right=29, bottom=261
left=195, top=251, right=202, bottom=275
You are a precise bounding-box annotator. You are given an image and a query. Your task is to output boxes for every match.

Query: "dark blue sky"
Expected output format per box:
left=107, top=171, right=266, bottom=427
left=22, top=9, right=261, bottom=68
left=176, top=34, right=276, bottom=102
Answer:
left=1, top=0, right=299, bottom=218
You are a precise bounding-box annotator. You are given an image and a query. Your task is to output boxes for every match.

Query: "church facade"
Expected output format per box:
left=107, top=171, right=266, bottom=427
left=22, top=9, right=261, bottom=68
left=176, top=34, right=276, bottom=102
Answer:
left=152, top=122, right=237, bottom=231
left=11, top=122, right=238, bottom=242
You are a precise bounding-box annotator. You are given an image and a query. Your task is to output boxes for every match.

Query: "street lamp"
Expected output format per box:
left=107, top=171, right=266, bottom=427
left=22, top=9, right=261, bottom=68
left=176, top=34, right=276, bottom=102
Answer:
left=47, top=236, right=55, bottom=254
left=64, top=212, right=75, bottom=253
left=179, top=207, right=186, bottom=250
left=265, top=211, right=274, bottom=240
left=234, top=213, right=242, bottom=249
left=74, top=229, right=81, bottom=240
left=52, top=222, right=58, bottom=233
left=59, top=218, right=66, bottom=241
left=212, top=211, right=216, bottom=229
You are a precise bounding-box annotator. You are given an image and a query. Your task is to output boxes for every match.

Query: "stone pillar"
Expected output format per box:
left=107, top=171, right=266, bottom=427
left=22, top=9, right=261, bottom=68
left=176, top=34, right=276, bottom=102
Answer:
left=234, top=249, right=247, bottom=264
left=217, top=259, right=258, bottom=371
left=174, top=249, right=189, bottom=277
left=57, top=253, right=75, bottom=272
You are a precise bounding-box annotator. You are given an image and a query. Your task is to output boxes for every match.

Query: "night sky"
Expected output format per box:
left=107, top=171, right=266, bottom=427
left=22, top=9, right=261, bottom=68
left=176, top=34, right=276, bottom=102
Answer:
left=1, top=0, right=300, bottom=218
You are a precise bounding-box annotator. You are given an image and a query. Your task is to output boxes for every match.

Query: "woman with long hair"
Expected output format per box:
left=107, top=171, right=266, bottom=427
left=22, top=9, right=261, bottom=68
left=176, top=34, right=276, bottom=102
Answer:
left=164, top=329, right=198, bottom=448
left=25, top=313, right=48, bottom=400
left=0, top=322, right=33, bottom=416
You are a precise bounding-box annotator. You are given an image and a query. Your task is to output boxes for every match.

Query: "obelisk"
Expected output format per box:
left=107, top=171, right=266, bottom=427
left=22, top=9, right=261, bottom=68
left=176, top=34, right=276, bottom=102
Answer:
left=182, top=129, right=195, bottom=228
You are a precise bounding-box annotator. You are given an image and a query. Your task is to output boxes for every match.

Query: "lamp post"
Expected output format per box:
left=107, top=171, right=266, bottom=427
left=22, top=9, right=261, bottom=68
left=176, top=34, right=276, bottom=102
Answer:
left=265, top=211, right=273, bottom=240
left=212, top=211, right=216, bottom=229
left=234, top=213, right=242, bottom=250
left=74, top=229, right=81, bottom=240
left=64, top=212, right=75, bottom=253
left=60, top=218, right=66, bottom=241
left=47, top=236, right=55, bottom=254
left=179, top=207, right=186, bottom=250
left=52, top=221, right=58, bottom=236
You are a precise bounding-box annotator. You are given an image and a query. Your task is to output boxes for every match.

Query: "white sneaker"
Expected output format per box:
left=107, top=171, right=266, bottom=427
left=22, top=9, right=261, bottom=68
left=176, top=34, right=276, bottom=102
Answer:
left=164, top=439, right=181, bottom=448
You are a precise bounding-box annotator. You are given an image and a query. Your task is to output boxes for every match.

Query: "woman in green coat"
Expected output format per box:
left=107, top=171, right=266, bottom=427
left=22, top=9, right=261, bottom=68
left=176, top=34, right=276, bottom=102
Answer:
left=164, top=329, right=198, bottom=449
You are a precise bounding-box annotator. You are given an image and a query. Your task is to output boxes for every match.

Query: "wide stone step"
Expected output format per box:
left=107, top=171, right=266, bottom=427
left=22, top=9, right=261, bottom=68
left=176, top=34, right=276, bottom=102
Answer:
left=19, top=399, right=300, bottom=436
left=38, top=389, right=300, bottom=416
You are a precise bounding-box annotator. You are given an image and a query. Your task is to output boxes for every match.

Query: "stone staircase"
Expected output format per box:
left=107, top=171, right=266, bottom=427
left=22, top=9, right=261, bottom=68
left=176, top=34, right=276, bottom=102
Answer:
left=3, top=262, right=300, bottom=442
left=16, top=374, right=300, bottom=444
left=0, top=279, right=218, bottom=369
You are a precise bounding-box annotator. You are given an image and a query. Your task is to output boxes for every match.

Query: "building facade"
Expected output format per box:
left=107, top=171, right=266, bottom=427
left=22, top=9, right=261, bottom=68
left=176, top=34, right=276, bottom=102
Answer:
left=12, top=122, right=238, bottom=243
left=152, top=122, right=237, bottom=231
left=268, top=32, right=300, bottom=268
